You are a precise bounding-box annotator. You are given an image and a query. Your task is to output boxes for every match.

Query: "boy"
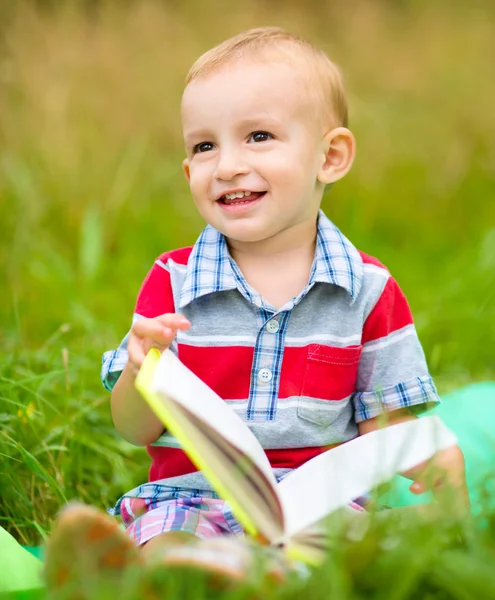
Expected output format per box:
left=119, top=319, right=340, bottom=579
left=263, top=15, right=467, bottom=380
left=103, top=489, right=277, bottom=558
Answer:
left=45, top=26, right=467, bottom=592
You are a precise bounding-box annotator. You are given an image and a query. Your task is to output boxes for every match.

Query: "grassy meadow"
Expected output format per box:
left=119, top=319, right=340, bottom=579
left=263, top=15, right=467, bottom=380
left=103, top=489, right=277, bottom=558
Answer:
left=0, top=1, right=494, bottom=597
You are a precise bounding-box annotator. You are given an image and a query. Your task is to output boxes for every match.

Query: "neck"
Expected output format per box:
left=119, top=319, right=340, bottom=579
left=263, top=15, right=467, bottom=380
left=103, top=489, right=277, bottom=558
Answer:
left=227, top=219, right=318, bottom=265
left=227, top=219, right=318, bottom=309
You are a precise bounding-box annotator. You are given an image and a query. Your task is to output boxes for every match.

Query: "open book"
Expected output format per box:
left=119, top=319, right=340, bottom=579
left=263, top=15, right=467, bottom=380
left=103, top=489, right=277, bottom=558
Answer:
left=136, top=349, right=457, bottom=564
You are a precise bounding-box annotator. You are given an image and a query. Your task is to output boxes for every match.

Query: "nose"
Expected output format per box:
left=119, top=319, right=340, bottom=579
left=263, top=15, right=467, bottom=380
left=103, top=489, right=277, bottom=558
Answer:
left=214, top=147, right=249, bottom=181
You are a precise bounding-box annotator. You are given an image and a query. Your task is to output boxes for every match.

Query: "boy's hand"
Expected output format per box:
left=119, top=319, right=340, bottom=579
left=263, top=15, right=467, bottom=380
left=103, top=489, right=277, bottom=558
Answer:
left=127, top=314, right=191, bottom=375
left=402, top=444, right=470, bottom=512
left=359, top=410, right=470, bottom=514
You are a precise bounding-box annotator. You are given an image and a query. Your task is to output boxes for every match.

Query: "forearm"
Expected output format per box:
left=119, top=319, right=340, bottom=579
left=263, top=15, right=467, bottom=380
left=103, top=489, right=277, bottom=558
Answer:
left=359, top=408, right=424, bottom=484
left=110, top=362, right=165, bottom=446
left=357, top=408, right=416, bottom=436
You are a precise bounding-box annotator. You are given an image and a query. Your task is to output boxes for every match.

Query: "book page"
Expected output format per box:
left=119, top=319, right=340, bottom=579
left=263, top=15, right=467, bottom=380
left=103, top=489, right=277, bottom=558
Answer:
left=277, top=416, right=457, bottom=544
left=137, top=349, right=285, bottom=542
left=162, top=401, right=285, bottom=542
left=151, top=350, right=276, bottom=484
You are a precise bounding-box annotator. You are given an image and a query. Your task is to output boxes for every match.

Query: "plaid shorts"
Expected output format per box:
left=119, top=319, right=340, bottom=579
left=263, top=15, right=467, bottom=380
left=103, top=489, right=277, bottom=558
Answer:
left=113, top=485, right=368, bottom=546
left=117, top=493, right=243, bottom=546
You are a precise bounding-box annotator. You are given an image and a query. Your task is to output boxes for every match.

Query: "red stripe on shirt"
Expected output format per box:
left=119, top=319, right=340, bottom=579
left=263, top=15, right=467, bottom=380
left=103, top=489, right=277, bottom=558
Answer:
left=280, top=344, right=362, bottom=401
left=359, top=251, right=389, bottom=270
left=135, top=261, right=175, bottom=317
left=147, top=446, right=198, bottom=481
left=135, top=248, right=193, bottom=317
left=179, top=343, right=361, bottom=402
left=165, top=246, right=194, bottom=267
left=178, top=344, right=253, bottom=400
left=147, top=444, right=340, bottom=482
left=362, top=276, right=414, bottom=343
left=265, top=445, right=340, bottom=469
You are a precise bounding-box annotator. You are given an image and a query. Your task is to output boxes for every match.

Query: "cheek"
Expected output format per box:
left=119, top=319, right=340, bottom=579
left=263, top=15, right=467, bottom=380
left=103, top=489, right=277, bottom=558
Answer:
left=188, top=164, right=210, bottom=195
left=258, top=152, right=299, bottom=182
left=264, top=154, right=315, bottom=194
left=262, top=143, right=318, bottom=182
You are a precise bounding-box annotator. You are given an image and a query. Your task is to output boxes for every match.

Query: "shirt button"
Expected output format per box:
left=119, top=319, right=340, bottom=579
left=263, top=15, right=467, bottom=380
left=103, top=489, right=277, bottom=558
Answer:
left=266, top=319, right=279, bottom=333
left=258, top=368, right=272, bottom=383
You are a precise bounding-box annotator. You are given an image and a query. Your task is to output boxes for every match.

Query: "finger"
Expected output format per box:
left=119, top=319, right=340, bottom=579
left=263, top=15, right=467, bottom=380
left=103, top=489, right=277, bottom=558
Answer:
left=410, top=470, right=445, bottom=495
left=154, top=313, right=191, bottom=330
left=409, top=481, right=427, bottom=495
left=132, top=319, right=177, bottom=345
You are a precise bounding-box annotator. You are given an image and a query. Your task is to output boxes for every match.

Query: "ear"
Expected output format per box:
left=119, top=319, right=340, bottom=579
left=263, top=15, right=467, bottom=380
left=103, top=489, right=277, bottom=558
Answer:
left=317, top=127, right=356, bottom=185
left=182, top=158, right=191, bottom=183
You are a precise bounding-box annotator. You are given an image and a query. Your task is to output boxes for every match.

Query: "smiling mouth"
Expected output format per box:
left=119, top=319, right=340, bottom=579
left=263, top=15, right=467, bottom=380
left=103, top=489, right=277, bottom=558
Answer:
left=218, top=191, right=266, bottom=205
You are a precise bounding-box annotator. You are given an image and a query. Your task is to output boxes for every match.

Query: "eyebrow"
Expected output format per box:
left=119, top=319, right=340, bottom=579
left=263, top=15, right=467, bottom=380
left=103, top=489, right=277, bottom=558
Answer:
left=235, top=116, right=283, bottom=129
left=183, top=129, right=212, bottom=146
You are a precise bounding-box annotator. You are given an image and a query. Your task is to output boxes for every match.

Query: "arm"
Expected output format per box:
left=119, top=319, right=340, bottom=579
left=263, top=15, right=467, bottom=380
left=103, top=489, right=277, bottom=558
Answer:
left=111, top=362, right=164, bottom=446
left=353, top=270, right=468, bottom=510
left=110, top=313, right=191, bottom=446
left=357, top=407, right=415, bottom=435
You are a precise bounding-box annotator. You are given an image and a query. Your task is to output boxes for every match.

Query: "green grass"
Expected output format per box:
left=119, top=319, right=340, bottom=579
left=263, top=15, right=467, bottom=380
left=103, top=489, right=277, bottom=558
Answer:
left=6, top=511, right=495, bottom=599
left=0, top=1, right=494, bottom=597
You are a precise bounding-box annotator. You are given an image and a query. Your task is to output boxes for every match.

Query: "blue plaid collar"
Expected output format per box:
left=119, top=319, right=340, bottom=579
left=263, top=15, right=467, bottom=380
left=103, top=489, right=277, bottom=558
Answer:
left=311, top=210, right=363, bottom=301
left=179, top=210, right=363, bottom=308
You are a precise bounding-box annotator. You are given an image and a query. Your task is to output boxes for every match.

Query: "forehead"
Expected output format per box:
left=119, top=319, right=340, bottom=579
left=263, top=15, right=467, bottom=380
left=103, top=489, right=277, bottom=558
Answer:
left=181, top=60, right=319, bottom=133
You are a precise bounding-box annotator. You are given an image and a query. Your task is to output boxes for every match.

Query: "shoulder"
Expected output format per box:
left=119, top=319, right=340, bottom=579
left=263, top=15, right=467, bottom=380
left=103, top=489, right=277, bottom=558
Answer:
left=135, top=246, right=193, bottom=316
left=359, top=251, right=390, bottom=278
left=154, top=246, right=194, bottom=270
left=356, top=251, right=413, bottom=324
left=356, top=251, right=391, bottom=308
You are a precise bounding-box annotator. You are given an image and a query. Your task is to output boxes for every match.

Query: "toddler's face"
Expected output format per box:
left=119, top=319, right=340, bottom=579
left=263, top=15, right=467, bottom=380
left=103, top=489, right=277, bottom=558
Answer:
left=181, top=61, right=328, bottom=245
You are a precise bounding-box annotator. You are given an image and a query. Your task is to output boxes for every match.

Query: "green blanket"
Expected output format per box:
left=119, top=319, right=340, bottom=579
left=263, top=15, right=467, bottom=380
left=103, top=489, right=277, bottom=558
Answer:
left=0, top=526, right=43, bottom=595
left=1, top=381, right=494, bottom=595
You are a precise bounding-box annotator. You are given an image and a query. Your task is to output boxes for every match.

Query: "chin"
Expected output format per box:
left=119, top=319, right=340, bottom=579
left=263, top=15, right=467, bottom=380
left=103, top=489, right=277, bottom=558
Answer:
left=208, top=214, right=254, bottom=237
left=224, top=231, right=264, bottom=244
left=234, top=218, right=291, bottom=242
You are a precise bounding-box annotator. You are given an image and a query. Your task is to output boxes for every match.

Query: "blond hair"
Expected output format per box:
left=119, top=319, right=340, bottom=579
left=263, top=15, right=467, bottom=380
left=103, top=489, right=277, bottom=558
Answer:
left=185, top=27, right=348, bottom=130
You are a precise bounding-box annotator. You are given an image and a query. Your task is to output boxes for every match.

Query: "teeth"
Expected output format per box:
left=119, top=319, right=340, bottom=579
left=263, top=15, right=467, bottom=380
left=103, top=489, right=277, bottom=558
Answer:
left=224, top=191, right=252, bottom=200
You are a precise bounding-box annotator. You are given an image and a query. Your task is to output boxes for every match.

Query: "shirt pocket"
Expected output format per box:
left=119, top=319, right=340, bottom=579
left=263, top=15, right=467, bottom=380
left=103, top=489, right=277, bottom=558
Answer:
left=297, top=344, right=362, bottom=427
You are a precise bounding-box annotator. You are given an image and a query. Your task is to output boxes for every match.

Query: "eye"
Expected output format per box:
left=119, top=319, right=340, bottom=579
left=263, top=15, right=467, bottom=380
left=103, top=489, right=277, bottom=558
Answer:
left=248, top=131, right=272, bottom=143
left=193, top=142, right=215, bottom=154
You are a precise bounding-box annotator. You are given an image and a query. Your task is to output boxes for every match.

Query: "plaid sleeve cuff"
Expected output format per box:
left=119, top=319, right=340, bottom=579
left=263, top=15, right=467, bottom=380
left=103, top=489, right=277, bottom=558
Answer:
left=352, top=374, right=441, bottom=423
left=101, top=333, right=179, bottom=392
left=101, top=347, right=129, bottom=392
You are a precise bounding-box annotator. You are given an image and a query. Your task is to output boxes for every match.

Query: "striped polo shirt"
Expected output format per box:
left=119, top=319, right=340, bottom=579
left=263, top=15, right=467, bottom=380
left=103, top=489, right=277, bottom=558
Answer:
left=102, top=210, right=440, bottom=491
